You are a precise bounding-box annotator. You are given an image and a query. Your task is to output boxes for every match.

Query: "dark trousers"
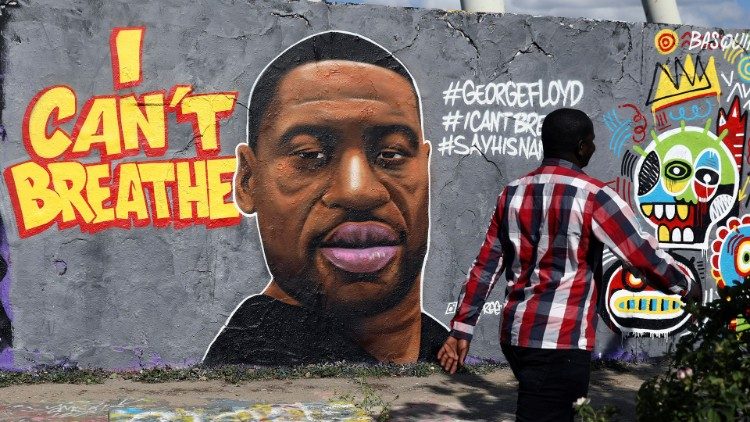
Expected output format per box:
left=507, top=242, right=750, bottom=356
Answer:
left=501, top=343, right=592, bottom=422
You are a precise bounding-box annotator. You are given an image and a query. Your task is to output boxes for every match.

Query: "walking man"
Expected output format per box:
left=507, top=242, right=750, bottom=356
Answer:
left=438, top=108, right=698, bottom=421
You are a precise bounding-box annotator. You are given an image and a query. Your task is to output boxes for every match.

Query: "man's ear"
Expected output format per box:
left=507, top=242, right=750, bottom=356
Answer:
left=233, top=143, right=257, bottom=215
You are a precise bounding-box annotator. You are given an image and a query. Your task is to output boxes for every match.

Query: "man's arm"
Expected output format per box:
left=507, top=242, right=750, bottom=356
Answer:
left=439, top=189, right=507, bottom=373
left=590, top=186, right=694, bottom=297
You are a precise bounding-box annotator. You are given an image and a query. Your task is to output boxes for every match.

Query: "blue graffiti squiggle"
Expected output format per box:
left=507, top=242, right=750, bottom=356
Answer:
left=667, top=99, right=713, bottom=122
left=604, top=110, right=632, bottom=158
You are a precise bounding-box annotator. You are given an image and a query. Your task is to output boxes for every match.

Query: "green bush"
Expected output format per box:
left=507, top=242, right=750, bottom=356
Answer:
left=637, top=278, right=750, bottom=421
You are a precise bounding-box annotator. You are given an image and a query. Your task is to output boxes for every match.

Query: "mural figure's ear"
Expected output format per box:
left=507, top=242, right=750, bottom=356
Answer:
left=233, top=143, right=257, bottom=215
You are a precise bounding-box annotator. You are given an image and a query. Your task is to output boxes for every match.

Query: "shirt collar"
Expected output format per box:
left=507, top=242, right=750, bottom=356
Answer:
left=541, top=157, right=585, bottom=173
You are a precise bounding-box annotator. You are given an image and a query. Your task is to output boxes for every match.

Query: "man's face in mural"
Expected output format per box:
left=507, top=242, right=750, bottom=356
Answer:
left=235, top=60, right=430, bottom=316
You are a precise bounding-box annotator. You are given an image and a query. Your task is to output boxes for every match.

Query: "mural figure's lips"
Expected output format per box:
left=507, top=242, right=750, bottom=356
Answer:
left=319, top=222, right=401, bottom=274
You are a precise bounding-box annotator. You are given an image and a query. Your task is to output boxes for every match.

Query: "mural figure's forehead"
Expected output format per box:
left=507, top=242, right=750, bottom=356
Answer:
left=274, top=60, right=418, bottom=106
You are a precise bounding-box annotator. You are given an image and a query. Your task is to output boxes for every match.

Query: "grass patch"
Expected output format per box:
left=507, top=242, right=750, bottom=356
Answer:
left=0, top=361, right=509, bottom=387
left=0, top=365, right=107, bottom=388
left=590, top=358, right=631, bottom=373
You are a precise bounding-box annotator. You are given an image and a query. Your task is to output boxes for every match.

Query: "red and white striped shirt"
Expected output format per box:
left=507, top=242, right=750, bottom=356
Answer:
left=449, top=158, right=690, bottom=351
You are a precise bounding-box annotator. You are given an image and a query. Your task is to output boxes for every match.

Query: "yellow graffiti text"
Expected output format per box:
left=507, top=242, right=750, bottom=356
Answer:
left=23, top=85, right=236, bottom=161
left=3, top=157, right=240, bottom=238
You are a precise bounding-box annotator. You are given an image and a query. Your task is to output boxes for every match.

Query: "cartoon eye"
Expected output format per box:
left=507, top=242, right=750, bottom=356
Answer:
left=735, top=239, right=750, bottom=277
left=638, top=151, right=660, bottom=195
left=695, top=168, right=719, bottom=186
left=625, top=273, right=645, bottom=290
left=664, top=161, right=691, bottom=181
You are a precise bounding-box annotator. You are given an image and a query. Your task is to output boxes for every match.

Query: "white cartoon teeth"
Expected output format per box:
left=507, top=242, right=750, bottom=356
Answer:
left=665, top=204, right=675, bottom=219
left=683, top=227, right=694, bottom=242
left=641, top=204, right=695, bottom=243
left=656, top=225, right=696, bottom=243
left=654, top=204, right=664, bottom=219
left=672, top=228, right=681, bottom=242
left=640, top=203, right=696, bottom=242
left=656, top=224, right=695, bottom=243
left=640, top=203, right=689, bottom=220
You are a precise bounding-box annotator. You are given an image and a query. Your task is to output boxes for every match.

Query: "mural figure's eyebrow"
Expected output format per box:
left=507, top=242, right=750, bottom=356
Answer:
left=364, top=124, right=419, bottom=148
left=279, top=125, right=338, bottom=146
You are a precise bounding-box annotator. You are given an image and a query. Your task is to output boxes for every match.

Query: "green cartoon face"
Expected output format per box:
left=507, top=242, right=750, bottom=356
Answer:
left=634, top=121, right=738, bottom=248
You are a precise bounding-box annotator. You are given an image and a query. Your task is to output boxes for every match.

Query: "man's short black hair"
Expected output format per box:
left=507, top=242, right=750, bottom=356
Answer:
left=246, top=31, right=419, bottom=150
left=541, top=108, right=594, bottom=158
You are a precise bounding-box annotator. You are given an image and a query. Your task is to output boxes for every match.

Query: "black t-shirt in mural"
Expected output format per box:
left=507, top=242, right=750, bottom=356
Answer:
left=203, top=294, right=449, bottom=366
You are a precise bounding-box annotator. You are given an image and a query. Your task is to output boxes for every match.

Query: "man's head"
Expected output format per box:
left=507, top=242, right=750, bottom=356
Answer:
left=234, top=31, right=430, bottom=317
left=541, top=108, right=596, bottom=167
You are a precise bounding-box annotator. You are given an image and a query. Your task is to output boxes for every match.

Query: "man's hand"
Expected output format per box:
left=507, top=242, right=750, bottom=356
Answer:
left=437, top=336, right=470, bottom=374
left=683, top=277, right=702, bottom=306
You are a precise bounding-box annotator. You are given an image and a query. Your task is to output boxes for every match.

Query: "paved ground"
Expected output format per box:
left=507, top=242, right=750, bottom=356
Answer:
left=0, top=364, right=661, bottom=421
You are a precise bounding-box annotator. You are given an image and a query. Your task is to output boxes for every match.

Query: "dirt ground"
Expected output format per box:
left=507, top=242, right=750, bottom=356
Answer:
left=0, top=364, right=662, bottom=421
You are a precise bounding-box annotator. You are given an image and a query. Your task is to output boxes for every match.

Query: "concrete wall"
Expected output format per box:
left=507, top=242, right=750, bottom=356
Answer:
left=0, top=0, right=747, bottom=369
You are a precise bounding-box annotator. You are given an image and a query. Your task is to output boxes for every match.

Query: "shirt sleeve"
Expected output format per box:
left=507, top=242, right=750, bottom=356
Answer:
left=449, top=189, right=508, bottom=341
left=590, top=186, right=691, bottom=296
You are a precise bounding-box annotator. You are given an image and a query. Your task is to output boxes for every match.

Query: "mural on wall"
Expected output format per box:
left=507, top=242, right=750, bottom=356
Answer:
left=2, top=0, right=750, bottom=370
left=632, top=119, right=738, bottom=249
left=636, top=54, right=739, bottom=250
left=710, top=215, right=750, bottom=289
left=599, top=251, right=701, bottom=337
left=710, top=214, right=750, bottom=334
left=2, top=27, right=242, bottom=238
left=202, top=31, right=448, bottom=366
left=437, top=79, right=583, bottom=160
left=600, top=29, right=750, bottom=338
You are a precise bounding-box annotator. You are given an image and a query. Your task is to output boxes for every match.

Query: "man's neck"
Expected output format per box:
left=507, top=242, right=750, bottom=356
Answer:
left=544, top=153, right=582, bottom=168
left=348, top=280, right=423, bottom=363
left=263, top=278, right=423, bottom=363
left=263, top=281, right=302, bottom=306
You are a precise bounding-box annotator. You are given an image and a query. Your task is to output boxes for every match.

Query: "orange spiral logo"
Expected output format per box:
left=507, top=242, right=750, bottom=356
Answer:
left=655, top=29, right=678, bottom=55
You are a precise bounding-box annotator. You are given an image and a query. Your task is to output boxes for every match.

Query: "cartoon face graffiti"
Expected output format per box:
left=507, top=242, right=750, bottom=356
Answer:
left=600, top=255, right=701, bottom=335
left=711, top=215, right=750, bottom=289
left=633, top=120, right=737, bottom=249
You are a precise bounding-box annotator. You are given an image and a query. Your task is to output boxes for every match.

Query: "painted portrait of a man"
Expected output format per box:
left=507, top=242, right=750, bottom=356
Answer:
left=203, top=31, right=448, bottom=366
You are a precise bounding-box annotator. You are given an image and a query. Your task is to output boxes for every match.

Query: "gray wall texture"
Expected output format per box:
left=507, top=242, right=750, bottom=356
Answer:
left=0, top=0, right=747, bottom=369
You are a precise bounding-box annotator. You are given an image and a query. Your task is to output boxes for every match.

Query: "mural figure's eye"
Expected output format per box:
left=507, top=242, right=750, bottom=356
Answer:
left=291, top=149, right=329, bottom=170
left=625, top=273, right=645, bottom=290
left=297, top=151, right=326, bottom=160
left=735, top=239, right=750, bottom=277
left=376, top=149, right=406, bottom=164
left=638, top=151, right=660, bottom=195
left=664, top=161, right=691, bottom=181
left=695, top=168, right=719, bottom=186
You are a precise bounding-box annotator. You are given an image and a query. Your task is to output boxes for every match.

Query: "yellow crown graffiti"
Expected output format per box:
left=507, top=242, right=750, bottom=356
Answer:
left=647, top=55, right=721, bottom=115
